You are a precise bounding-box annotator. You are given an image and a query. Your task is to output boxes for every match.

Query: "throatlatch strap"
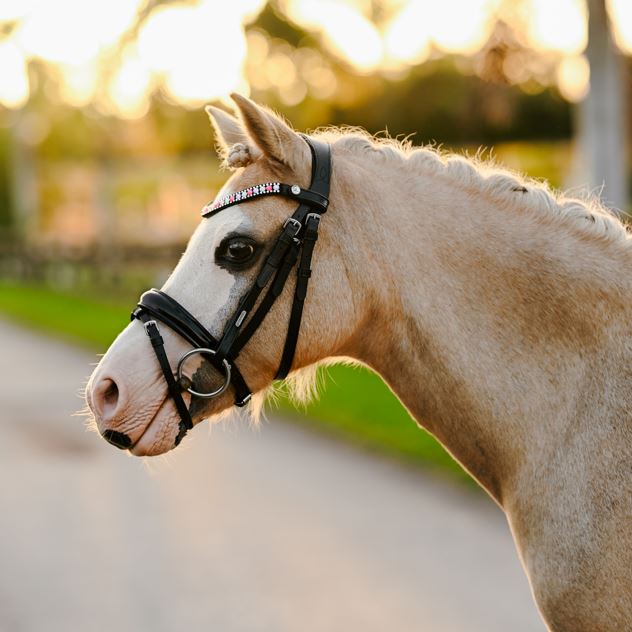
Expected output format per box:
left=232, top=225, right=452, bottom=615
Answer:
left=273, top=136, right=330, bottom=378
left=275, top=213, right=321, bottom=379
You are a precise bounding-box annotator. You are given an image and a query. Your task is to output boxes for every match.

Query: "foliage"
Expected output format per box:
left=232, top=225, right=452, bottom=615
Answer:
left=326, top=59, right=572, bottom=144
left=247, top=4, right=573, bottom=143
left=0, top=128, right=13, bottom=228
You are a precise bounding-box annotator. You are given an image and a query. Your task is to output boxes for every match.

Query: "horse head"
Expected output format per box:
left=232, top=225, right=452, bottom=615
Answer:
left=86, top=95, right=362, bottom=456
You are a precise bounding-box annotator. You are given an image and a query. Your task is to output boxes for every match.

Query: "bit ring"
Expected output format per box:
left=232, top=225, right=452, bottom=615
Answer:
left=176, top=348, right=231, bottom=399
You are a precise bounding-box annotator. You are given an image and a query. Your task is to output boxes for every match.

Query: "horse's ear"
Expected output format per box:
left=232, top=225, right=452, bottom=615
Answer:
left=205, top=105, right=261, bottom=161
left=230, top=93, right=309, bottom=173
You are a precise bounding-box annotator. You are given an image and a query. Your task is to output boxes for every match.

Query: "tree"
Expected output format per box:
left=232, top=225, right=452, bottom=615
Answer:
left=575, top=0, right=628, bottom=213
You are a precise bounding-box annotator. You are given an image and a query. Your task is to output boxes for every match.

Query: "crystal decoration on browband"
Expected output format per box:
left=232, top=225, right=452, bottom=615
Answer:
left=202, top=182, right=282, bottom=217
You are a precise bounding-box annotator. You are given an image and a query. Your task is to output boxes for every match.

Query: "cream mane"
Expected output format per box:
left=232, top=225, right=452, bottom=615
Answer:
left=313, top=128, right=630, bottom=250
left=225, top=125, right=629, bottom=248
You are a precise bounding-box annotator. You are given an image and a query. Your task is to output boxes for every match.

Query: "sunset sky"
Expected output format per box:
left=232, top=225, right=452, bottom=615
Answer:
left=0, top=0, right=631, bottom=115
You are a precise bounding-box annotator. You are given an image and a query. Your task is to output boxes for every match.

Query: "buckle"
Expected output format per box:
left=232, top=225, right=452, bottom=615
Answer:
left=143, top=320, right=158, bottom=336
left=305, top=212, right=321, bottom=224
left=236, top=393, right=252, bottom=407
left=283, top=217, right=302, bottom=236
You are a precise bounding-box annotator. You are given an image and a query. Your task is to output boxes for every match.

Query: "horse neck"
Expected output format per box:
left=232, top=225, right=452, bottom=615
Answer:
left=338, top=155, right=632, bottom=503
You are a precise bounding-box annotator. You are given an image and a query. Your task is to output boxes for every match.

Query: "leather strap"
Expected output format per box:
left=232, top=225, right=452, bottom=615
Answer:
left=275, top=213, right=321, bottom=379
left=232, top=241, right=300, bottom=355
left=214, top=136, right=331, bottom=375
left=139, top=316, right=192, bottom=446
left=202, top=183, right=328, bottom=219
left=274, top=136, right=330, bottom=377
left=132, top=290, right=253, bottom=405
left=214, top=218, right=299, bottom=361
left=300, top=134, right=332, bottom=202
left=130, top=135, right=331, bottom=447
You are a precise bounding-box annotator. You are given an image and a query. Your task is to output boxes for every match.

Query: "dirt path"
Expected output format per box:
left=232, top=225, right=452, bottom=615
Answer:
left=0, top=320, right=545, bottom=632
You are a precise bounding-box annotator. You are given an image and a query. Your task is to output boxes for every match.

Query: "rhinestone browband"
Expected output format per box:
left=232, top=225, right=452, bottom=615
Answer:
left=202, top=182, right=284, bottom=218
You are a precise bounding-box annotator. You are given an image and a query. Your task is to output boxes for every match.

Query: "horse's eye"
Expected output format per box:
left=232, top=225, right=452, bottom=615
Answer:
left=227, top=240, right=255, bottom=262
left=216, top=236, right=259, bottom=268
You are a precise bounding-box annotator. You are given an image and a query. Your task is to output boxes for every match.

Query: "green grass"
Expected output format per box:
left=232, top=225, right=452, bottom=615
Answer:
left=0, top=282, right=130, bottom=349
left=273, top=365, right=470, bottom=482
left=0, top=281, right=472, bottom=484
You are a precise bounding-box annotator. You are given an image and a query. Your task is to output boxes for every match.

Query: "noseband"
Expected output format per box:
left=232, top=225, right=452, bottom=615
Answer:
left=131, top=136, right=331, bottom=446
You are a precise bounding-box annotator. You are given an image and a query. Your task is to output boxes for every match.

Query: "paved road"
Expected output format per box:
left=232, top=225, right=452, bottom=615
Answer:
left=0, top=320, right=546, bottom=632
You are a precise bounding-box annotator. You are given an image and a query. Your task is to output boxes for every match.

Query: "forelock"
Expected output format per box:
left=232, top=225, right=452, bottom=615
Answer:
left=223, top=143, right=255, bottom=169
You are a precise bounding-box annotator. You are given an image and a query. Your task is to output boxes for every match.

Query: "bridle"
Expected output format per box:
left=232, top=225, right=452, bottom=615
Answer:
left=131, top=136, right=331, bottom=446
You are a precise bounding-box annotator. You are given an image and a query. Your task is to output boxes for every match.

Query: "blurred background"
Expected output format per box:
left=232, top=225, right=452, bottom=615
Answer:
left=1, top=0, right=631, bottom=479
left=0, top=1, right=630, bottom=630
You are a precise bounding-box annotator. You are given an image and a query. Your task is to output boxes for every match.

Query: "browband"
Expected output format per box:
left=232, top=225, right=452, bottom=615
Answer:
left=202, top=182, right=329, bottom=218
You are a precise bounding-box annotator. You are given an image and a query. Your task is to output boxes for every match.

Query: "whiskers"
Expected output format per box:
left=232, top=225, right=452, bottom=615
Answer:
left=73, top=403, right=98, bottom=433
left=74, top=375, right=98, bottom=433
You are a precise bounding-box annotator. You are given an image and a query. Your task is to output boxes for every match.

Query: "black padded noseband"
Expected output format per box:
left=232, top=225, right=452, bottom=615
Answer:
left=131, top=136, right=331, bottom=446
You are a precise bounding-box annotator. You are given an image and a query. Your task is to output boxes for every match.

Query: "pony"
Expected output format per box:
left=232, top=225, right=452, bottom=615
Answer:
left=86, top=94, right=632, bottom=631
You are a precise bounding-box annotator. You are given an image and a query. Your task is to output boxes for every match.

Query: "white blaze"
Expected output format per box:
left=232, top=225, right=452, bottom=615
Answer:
left=162, top=206, right=248, bottom=334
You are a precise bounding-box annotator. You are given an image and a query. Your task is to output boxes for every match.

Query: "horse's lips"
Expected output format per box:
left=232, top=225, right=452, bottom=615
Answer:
left=127, top=359, right=209, bottom=456
left=128, top=393, right=185, bottom=456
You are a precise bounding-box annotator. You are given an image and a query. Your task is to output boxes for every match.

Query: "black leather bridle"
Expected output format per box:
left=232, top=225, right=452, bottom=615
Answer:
left=131, top=136, right=331, bottom=446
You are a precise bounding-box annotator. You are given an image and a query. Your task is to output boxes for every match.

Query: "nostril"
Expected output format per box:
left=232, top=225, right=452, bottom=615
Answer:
left=103, top=380, right=119, bottom=408
left=93, top=377, right=121, bottom=421
left=102, top=429, right=132, bottom=450
left=92, top=378, right=130, bottom=449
